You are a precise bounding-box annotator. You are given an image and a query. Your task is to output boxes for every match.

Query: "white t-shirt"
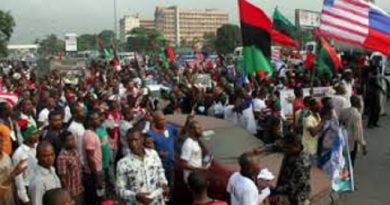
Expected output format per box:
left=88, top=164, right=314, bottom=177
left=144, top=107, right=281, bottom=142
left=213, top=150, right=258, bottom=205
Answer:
left=180, top=137, right=203, bottom=182
left=227, top=172, right=259, bottom=205
left=252, top=98, right=266, bottom=113
left=68, top=121, right=86, bottom=166
left=258, top=188, right=271, bottom=203
left=38, top=108, right=50, bottom=127
left=63, top=106, right=72, bottom=124
left=224, top=105, right=257, bottom=135
left=253, top=98, right=266, bottom=130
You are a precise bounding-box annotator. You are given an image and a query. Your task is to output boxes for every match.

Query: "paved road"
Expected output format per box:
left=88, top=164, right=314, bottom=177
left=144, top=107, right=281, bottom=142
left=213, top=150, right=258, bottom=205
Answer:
left=341, top=114, right=390, bottom=205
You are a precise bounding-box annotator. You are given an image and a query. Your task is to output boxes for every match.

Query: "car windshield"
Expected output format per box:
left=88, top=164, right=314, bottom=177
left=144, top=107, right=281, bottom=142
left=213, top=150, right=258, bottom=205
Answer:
left=201, top=126, right=263, bottom=164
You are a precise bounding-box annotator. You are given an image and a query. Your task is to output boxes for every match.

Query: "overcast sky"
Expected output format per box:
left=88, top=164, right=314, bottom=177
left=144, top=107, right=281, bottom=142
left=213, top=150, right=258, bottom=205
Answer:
left=1, top=0, right=389, bottom=44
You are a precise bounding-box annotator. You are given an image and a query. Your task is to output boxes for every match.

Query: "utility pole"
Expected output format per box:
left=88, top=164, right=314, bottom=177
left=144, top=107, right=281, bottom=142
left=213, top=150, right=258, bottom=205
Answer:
left=114, top=0, right=118, bottom=39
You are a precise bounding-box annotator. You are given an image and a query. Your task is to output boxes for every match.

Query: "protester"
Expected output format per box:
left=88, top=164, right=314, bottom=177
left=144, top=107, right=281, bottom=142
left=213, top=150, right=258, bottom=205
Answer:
left=339, top=95, right=367, bottom=166
left=0, top=133, right=17, bottom=204
left=274, top=134, right=311, bottom=205
left=18, top=98, right=38, bottom=133
left=332, top=84, right=349, bottom=119
left=147, top=111, right=178, bottom=194
left=227, top=152, right=262, bottom=205
left=256, top=169, right=275, bottom=205
left=366, top=67, right=382, bottom=128
left=0, top=159, right=27, bottom=202
left=116, top=128, right=169, bottom=205
left=29, top=141, right=61, bottom=205
left=119, top=106, right=135, bottom=156
left=13, top=120, right=40, bottom=204
left=38, top=96, right=56, bottom=128
left=180, top=121, right=209, bottom=182
left=0, top=102, right=14, bottom=156
left=42, top=188, right=75, bottom=205
left=83, top=112, right=104, bottom=205
left=67, top=102, right=86, bottom=166
left=252, top=88, right=268, bottom=140
left=292, top=87, right=305, bottom=119
left=96, top=112, right=112, bottom=196
left=42, top=110, right=65, bottom=156
left=340, top=69, right=354, bottom=107
left=302, top=98, right=324, bottom=161
left=56, top=131, right=84, bottom=205
left=188, top=171, right=228, bottom=205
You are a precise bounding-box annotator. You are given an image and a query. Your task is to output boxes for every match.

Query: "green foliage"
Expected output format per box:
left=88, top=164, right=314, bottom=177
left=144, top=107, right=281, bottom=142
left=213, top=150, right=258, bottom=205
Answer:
left=36, top=34, right=65, bottom=56
left=0, top=10, right=16, bottom=57
left=78, top=34, right=97, bottom=51
left=215, top=24, right=242, bottom=54
left=97, top=30, right=116, bottom=47
left=126, top=27, right=167, bottom=55
left=202, top=32, right=217, bottom=52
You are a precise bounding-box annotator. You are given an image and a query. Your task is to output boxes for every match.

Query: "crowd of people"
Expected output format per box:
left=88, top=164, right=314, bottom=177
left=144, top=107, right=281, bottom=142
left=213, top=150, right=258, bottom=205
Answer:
left=0, top=50, right=385, bottom=205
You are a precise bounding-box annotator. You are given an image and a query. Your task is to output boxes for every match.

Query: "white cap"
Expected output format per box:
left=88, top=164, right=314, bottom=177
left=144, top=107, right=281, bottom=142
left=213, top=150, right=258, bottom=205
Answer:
left=257, top=168, right=275, bottom=181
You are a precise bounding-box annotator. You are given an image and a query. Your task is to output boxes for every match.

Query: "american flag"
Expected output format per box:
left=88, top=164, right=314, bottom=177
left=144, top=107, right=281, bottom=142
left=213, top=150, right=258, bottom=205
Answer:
left=0, top=92, right=19, bottom=107
left=320, top=0, right=370, bottom=45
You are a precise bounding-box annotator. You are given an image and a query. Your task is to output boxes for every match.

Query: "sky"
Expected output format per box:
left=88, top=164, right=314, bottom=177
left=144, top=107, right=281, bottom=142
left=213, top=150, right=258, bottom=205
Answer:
left=1, top=0, right=389, bottom=44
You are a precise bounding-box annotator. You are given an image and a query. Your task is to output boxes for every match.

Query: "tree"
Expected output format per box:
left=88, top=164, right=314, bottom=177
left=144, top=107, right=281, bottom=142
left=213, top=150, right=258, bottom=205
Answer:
left=203, top=32, right=216, bottom=52
left=36, top=34, right=65, bottom=56
left=126, top=27, right=167, bottom=55
left=78, top=34, right=97, bottom=51
left=0, top=10, right=15, bottom=57
left=97, top=30, right=116, bottom=48
left=215, top=24, right=242, bottom=54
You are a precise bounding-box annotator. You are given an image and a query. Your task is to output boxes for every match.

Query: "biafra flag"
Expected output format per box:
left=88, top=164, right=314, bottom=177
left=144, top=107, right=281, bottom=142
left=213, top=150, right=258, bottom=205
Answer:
left=272, top=8, right=298, bottom=47
left=317, top=38, right=342, bottom=77
left=238, top=0, right=272, bottom=78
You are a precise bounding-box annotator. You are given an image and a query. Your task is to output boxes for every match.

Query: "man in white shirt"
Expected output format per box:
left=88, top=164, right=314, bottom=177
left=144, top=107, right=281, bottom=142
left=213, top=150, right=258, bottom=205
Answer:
left=119, top=107, right=135, bottom=156
left=116, top=128, right=169, bottom=205
left=67, top=103, right=86, bottom=166
left=252, top=89, right=268, bottom=139
left=332, top=84, right=349, bottom=118
left=37, top=96, right=56, bottom=128
left=29, top=141, right=61, bottom=205
left=256, top=169, right=275, bottom=204
left=227, top=152, right=262, bottom=205
left=13, top=123, right=40, bottom=204
left=180, top=121, right=209, bottom=183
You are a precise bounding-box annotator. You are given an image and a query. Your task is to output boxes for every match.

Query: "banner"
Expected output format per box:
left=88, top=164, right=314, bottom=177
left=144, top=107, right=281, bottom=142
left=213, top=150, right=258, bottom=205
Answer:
left=193, top=74, right=212, bottom=89
left=332, top=128, right=355, bottom=192
left=280, top=87, right=333, bottom=117
left=65, top=33, right=78, bottom=52
left=295, top=9, right=321, bottom=29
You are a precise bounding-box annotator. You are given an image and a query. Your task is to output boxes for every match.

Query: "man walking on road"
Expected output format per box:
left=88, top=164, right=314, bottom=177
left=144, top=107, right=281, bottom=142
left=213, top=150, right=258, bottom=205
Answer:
left=339, top=95, right=367, bottom=166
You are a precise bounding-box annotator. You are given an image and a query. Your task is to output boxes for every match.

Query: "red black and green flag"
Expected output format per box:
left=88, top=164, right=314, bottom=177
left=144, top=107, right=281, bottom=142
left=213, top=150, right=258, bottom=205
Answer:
left=238, top=0, right=272, bottom=78
left=272, top=8, right=298, bottom=48
left=317, top=38, right=342, bottom=77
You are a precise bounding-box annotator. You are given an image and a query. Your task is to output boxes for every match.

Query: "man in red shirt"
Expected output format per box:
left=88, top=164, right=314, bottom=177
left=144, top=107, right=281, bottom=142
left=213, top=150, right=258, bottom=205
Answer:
left=292, top=87, right=305, bottom=124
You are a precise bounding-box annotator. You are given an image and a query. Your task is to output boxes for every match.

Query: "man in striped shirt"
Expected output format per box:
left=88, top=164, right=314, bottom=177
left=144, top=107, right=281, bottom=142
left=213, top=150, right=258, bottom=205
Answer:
left=57, top=131, right=84, bottom=205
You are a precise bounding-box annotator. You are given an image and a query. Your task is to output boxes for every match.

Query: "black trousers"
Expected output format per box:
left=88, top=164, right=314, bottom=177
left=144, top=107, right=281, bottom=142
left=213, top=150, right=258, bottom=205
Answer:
left=164, top=167, right=174, bottom=205
left=83, top=172, right=104, bottom=205
left=368, top=94, right=380, bottom=126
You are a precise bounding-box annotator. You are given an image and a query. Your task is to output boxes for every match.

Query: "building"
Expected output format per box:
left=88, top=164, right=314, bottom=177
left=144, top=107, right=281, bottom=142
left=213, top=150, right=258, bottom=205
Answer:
left=140, top=19, right=155, bottom=30
left=119, top=15, right=141, bottom=43
left=155, top=6, right=229, bottom=46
